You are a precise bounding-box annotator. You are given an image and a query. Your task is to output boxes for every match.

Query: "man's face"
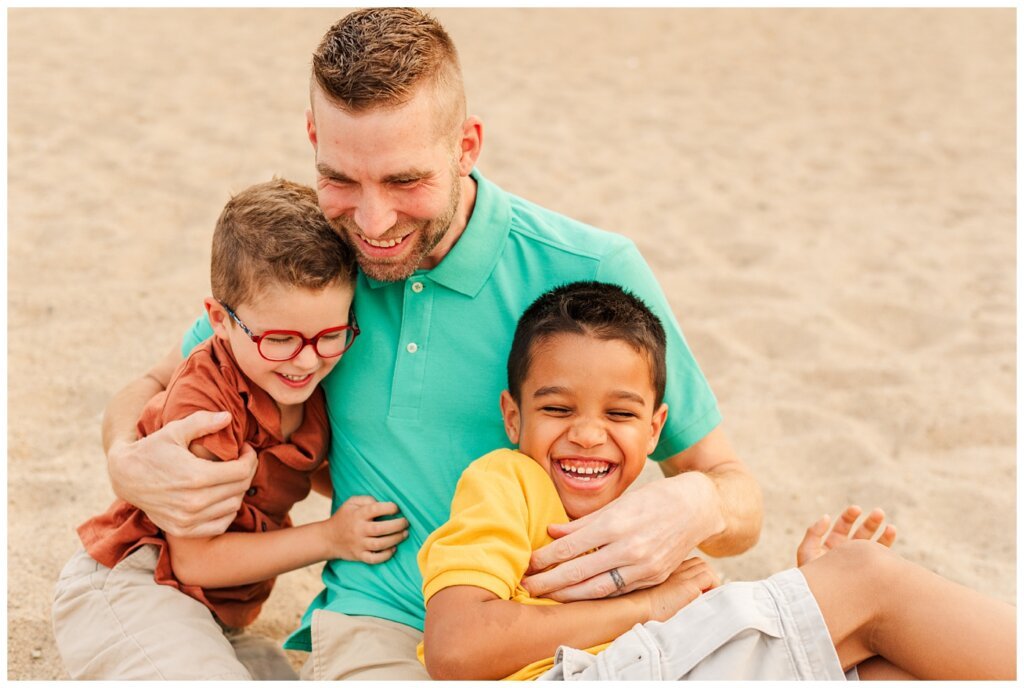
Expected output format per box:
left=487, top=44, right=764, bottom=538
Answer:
left=307, top=85, right=465, bottom=282
left=500, top=333, right=668, bottom=519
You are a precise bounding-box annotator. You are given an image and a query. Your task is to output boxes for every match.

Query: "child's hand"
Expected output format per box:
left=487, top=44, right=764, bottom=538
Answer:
left=642, top=556, right=720, bottom=622
left=324, top=495, right=409, bottom=564
left=796, top=505, right=897, bottom=567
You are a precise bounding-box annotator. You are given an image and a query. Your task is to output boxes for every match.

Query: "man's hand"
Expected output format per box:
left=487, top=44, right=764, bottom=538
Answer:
left=521, top=471, right=725, bottom=602
left=108, top=410, right=257, bottom=537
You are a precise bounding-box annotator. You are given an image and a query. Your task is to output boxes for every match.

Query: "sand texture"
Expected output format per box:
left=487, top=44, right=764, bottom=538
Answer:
left=7, top=8, right=1016, bottom=679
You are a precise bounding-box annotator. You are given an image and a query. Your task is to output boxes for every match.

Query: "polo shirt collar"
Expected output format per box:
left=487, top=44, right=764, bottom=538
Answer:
left=363, top=168, right=510, bottom=297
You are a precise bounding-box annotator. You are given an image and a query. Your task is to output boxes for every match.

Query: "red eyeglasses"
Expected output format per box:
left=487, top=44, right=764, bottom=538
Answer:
left=220, top=301, right=360, bottom=362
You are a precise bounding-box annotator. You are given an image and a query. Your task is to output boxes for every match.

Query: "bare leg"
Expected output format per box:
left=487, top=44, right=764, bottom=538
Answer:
left=800, top=540, right=1015, bottom=680
left=855, top=656, right=916, bottom=680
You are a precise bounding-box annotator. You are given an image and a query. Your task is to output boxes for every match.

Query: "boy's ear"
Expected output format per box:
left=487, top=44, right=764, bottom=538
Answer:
left=499, top=390, right=521, bottom=445
left=204, top=297, right=231, bottom=340
left=646, top=403, right=669, bottom=455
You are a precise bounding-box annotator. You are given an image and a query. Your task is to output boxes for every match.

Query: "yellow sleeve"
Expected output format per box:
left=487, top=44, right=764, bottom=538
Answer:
left=418, top=449, right=567, bottom=605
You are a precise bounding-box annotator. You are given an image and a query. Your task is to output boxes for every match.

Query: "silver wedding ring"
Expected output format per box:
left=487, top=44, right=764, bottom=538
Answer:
left=609, top=567, right=626, bottom=593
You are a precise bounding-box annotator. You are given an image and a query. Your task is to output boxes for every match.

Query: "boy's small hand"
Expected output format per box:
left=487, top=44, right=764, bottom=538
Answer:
left=796, top=505, right=897, bottom=567
left=642, top=556, right=720, bottom=622
left=325, top=495, right=409, bottom=564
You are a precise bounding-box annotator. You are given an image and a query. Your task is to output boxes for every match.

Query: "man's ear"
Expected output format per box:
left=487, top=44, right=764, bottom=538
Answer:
left=647, top=403, right=669, bottom=455
left=456, top=115, right=483, bottom=176
left=204, top=297, right=231, bottom=340
left=306, top=108, right=318, bottom=149
left=499, top=389, right=521, bottom=445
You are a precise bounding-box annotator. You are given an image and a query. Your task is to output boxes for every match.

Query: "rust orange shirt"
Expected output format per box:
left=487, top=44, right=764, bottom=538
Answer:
left=77, top=336, right=329, bottom=628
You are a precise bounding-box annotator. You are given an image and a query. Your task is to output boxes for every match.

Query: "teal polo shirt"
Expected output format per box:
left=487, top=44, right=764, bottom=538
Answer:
left=182, top=169, right=721, bottom=649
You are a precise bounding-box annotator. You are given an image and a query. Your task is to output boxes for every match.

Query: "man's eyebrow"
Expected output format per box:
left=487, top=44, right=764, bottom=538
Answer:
left=382, top=168, right=431, bottom=183
left=316, top=162, right=354, bottom=182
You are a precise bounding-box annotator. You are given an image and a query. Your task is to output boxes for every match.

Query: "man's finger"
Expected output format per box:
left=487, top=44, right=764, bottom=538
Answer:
left=523, top=547, right=621, bottom=597
left=541, top=565, right=648, bottom=603
left=164, top=410, right=233, bottom=444
left=158, top=496, right=241, bottom=537
left=185, top=448, right=257, bottom=488
left=529, top=519, right=613, bottom=574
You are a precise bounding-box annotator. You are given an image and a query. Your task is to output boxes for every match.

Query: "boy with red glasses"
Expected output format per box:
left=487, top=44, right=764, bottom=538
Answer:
left=53, top=179, right=408, bottom=679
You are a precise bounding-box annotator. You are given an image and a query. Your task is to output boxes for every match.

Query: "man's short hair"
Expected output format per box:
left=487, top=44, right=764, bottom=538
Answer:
left=311, top=8, right=464, bottom=123
left=211, top=178, right=357, bottom=309
left=507, top=281, right=668, bottom=407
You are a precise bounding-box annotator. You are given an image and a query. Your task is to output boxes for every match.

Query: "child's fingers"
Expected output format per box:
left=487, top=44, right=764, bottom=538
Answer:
left=367, top=529, right=408, bottom=552
left=824, top=505, right=862, bottom=548
left=359, top=500, right=401, bottom=519
left=795, top=515, right=829, bottom=566
left=876, top=524, right=897, bottom=548
left=360, top=547, right=397, bottom=565
left=366, top=516, right=409, bottom=536
left=853, top=508, right=886, bottom=541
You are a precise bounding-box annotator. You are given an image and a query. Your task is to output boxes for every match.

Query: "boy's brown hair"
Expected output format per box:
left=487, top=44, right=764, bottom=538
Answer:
left=211, top=178, right=356, bottom=309
left=311, top=8, right=464, bottom=128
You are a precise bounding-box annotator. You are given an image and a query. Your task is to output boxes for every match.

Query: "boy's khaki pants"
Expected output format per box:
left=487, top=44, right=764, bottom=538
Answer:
left=51, top=545, right=297, bottom=680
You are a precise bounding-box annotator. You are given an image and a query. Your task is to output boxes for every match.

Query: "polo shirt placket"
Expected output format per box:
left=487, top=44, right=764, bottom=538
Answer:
left=387, top=276, right=435, bottom=420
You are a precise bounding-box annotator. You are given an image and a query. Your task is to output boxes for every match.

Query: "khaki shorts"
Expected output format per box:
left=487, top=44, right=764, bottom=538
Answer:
left=51, top=546, right=296, bottom=680
left=539, top=568, right=855, bottom=681
left=300, top=609, right=430, bottom=680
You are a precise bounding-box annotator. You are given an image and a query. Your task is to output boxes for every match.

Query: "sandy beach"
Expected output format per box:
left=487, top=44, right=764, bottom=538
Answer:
left=7, top=8, right=1016, bottom=679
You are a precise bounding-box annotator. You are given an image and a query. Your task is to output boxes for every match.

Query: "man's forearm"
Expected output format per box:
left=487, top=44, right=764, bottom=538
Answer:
left=101, top=373, right=165, bottom=454
left=697, top=464, right=763, bottom=557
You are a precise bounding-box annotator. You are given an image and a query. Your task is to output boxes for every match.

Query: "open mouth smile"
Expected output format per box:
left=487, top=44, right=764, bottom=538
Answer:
left=357, top=231, right=411, bottom=251
left=555, top=459, right=618, bottom=485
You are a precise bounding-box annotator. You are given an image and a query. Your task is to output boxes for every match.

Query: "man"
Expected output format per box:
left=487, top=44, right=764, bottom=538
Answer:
left=102, top=8, right=762, bottom=680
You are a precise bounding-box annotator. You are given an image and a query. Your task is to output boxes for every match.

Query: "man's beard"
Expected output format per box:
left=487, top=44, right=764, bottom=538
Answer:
left=330, top=173, right=461, bottom=283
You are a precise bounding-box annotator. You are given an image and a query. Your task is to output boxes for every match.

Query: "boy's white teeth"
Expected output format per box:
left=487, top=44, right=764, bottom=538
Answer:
left=281, top=373, right=308, bottom=381
left=363, top=234, right=405, bottom=248
left=558, top=461, right=611, bottom=477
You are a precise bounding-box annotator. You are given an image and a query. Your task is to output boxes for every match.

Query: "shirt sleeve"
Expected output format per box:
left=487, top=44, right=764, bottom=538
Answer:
left=419, top=451, right=563, bottom=605
left=595, top=240, right=722, bottom=459
left=139, top=352, right=247, bottom=462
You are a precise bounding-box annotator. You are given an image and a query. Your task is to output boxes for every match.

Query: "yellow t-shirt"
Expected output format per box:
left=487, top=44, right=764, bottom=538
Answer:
left=417, top=448, right=610, bottom=680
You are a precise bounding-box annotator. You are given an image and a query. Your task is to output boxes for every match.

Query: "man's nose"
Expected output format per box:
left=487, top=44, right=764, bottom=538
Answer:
left=353, top=188, right=398, bottom=239
left=567, top=418, right=606, bottom=448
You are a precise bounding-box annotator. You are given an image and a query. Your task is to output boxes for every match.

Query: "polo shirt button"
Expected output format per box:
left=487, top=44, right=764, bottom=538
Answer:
left=246, top=487, right=257, bottom=497
left=411, top=281, right=424, bottom=293
left=406, top=342, right=418, bottom=353
left=261, top=523, right=267, bottom=532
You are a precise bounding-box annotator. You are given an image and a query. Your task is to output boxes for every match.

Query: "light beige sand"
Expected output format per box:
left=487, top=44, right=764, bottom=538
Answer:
left=7, top=8, right=1016, bottom=679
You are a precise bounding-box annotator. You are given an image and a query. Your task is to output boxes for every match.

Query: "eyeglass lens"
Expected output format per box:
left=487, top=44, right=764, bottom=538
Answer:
left=258, top=329, right=355, bottom=361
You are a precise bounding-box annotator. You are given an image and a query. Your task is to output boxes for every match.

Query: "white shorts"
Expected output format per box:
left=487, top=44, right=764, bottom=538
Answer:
left=538, top=567, right=855, bottom=681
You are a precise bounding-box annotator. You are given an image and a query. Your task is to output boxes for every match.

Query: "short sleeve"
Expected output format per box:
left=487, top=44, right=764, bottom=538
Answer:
left=181, top=314, right=214, bottom=357
left=138, top=350, right=247, bottom=462
left=595, top=241, right=722, bottom=459
left=419, top=451, right=562, bottom=605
